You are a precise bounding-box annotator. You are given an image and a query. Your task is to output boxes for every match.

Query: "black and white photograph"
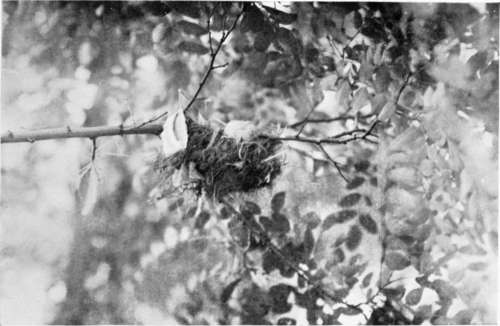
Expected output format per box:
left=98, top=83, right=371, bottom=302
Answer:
left=1, top=1, right=498, bottom=324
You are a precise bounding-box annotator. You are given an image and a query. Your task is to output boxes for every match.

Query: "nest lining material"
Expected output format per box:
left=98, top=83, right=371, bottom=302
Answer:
left=160, top=118, right=282, bottom=199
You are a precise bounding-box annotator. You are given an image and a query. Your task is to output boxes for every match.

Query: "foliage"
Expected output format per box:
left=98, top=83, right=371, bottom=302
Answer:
left=1, top=1, right=498, bottom=325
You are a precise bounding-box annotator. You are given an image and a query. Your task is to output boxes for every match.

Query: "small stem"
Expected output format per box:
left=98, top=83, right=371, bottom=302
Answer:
left=317, top=144, right=350, bottom=183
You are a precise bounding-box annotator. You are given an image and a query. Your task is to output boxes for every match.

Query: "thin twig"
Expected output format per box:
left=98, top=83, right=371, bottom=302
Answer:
left=289, top=113, right=375, bottom=129
left=317, top=144, right=350, bottom=183
left=91, top=138, right=97, bottom=161
left=221, top=198, right=364, bottom=314
left=295, top=105, right=317, bottom=137
left=131, top=7, right=243, bottom=129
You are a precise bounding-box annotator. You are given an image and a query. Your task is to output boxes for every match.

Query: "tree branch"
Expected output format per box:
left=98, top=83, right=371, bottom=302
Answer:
left=221, top=198, right=364, bottom=314
left=1, top=124, right=163, bottom=144
left=132, top=7, right=243, bottom=129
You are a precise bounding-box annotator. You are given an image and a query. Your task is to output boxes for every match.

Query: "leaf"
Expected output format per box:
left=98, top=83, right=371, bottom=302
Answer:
left=276, top=27, right=301, bottom=56
left=413, top=305, right=433, bottom=323
left=360, top=17, right=387, bottom=42
left=81, top=166, right=99, bottom=216
left=178, top=40, right=209, bottom=54
left=254, top=31, right=273, bottom=52
left=467, top=262, right=488, bottom=271
left=161, top=109, right=188, bottom=158
left=431, top=279, right=456, bottom=299
left=229, top=219, right=250, bottom=248
left=262, top=5, right=297, bottom=24
left=322, top=214, right=337, bottom=230
left=219, top=206, right=232, bottom=220
left=277, top=317, right=297, bottom=325
left=183, top=206, right=197, bottom=220
left=354, top=160, right=370, bottom=172
left=260, top=216, right=274, bottom=231
left=339, top=193, right=362, bottom=207
left=303, top=227, right=315, bottom=256
left=346, top=225, right=362, bottom=251
left=221, top=278, right=242, bottom=303
left=359, top=214, right=378, bottom=234
left=176, top=20, right=207, bottom=35
left=451, top=309, right=474, bottom=324
left=262, top=250, right=281, bottom=273
left=240, top=5, right=266, bottom=33
left=242, top=201, right=261, bottom=215
left=269, top=284, right=294, bottom=313
left=271, top=192, right=286, bottom=212
left=385, top=251, right=411, bottom=270
left=241, top=286, right=271, bottom=317
left=169, top=2, right=201, bottom=18
left=303, top=211, right=321, bottom=229
left=382, top=285, right=405, bottom=301
left=405, top=287, right=423, bottom=305
left=194, top=211, right=211, bottom=229
left=336, top=210, right=357, bottom=223
left=333, top=247, right=345, bottom=263
left=378, top=101, right=396, bottom=122
left=362, top=272, right=373, bottom=288
left=271, top=212, right=290, bottom=233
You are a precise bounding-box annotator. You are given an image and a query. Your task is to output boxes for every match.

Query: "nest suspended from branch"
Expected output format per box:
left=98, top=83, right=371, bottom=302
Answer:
left=156, top=119, right=283, bottom=200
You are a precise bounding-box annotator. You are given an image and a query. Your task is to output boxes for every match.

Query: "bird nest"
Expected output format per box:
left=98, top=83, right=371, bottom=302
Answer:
left=155, top=119, right=282, bottom=200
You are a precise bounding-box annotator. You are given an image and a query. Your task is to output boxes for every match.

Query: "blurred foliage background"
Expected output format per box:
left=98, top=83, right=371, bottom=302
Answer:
left=1, top=1, right=498, bottom=324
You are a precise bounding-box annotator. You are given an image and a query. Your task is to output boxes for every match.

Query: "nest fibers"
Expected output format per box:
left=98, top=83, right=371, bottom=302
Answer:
left=156, top=119, right=283, bottom=200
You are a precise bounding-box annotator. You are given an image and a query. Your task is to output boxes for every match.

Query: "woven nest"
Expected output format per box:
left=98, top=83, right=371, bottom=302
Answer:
left=156, top=119, right=282, bottom=200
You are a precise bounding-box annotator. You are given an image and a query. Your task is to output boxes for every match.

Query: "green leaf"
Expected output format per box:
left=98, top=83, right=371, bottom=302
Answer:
left=183, top=206, right=197, bottom=219
left=339, top=193, right=362, bottom=207
left=254, top=31, right=272, bottom=52
left=277, top=317, right=297, bottom=325
left=178, top=40, right=209, bottom=54
left=240, top=5, right=266, bottom=33
left=382, top=285, right=405, bottom=301
left=405, top=287, right=423, bottom=305
left=359, top=214, right=378, bottom=234
left=229, top=219, right=250, bottom=248
left=219, top=206, right=232, bottom=220
left=346, top=225, right=362, bottom=251
left=346, top=176, right=365, bottom=189
left=452, top=309, right=474, bottom=324
left=333, top=247, right=345, bottom=263
left=361, top=272, right=373, bottom=288
left=242, top=201, right=261, bottom=215
left=322, top=213, right=337, bottom=230
left=269, top=284, right=294, bottom=313
left=271, top=192, right=286, bottom=212
left=385, top=251, right=411, bottom=270
left=221, top=278, right=242, bottom=303
left=271, top=212, right=290, bottom=233
left=467, top=262, right=488, bottom=271
left=262, top=6, right=297, bottom=24
left=195, top=210, right=211, bottom=229
left=336, top=210, right=357, bottom=223
left=169, top=2, right=201, bottom=18
left=241, top=285, right=271, bottom=317
left=176, top=20, right=207, bottom=35
left=431, top=279, right=456, bottom=299
left=303, top=211, right=321, bottom=229
left=303, top=226, right=315, bottom=256
left=260, top=216, right=274, bottom=231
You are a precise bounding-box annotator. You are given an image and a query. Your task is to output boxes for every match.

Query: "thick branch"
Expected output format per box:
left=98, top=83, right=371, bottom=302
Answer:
left=1, top=124, right=163, bottom=144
